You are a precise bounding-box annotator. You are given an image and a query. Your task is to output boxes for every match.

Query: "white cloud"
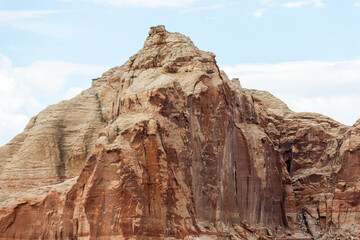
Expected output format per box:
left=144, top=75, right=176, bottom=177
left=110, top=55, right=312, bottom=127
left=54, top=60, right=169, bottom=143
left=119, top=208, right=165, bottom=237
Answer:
left=259, top=0, right=275, bottom=7
left=0, top=110, right=29, bottom=145
left=12, top=61, right=106, bottom=95
left=91, top=0, right=196, bottom=7
left=8, top=46, right=28, bottom=52
left=181, top=4, right=223, bottom=13
left=221, top=59, right=360, bottom=126
left=252, top=8, right=267, bottom=18
left=205, top=16, right=219, bottom=20
left=0, top=10, right=59, bottom=23
left=0, top=54, right=12, bottom=68
left=281, top=0, right=326, bottom=8
left=284, top=95, right=360, bottom=125
left=0, top=52, right=107, bottom=146
left=354, top=2, right=360, bottom=7
left=260, top=0, right=274, bottom=4
left=253, top=0, right=326, bottom=18
left=63, top=87, right=85, bottom=100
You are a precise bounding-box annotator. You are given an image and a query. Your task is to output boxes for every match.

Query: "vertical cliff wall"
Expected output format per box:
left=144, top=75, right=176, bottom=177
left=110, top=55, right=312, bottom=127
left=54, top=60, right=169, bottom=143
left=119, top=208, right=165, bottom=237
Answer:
left=0, top=25, right=359, bottom=239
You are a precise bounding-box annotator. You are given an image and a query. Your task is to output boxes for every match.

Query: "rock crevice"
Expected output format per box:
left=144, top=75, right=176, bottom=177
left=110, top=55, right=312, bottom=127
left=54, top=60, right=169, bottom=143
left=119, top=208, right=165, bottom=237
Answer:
left=0, top=26, right=359, bottom=239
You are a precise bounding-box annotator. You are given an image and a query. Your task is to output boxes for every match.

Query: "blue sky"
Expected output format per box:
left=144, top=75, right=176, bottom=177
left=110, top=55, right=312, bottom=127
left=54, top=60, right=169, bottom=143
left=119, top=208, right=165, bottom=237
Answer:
left=1, top=0, right=360, bottom=145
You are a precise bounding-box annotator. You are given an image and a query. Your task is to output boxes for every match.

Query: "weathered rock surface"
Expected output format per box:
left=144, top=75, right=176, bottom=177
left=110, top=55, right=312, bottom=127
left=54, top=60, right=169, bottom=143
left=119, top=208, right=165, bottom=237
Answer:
left=0, top=90, right=105, bottom=203
left=0, top=26, right=359, bottom=239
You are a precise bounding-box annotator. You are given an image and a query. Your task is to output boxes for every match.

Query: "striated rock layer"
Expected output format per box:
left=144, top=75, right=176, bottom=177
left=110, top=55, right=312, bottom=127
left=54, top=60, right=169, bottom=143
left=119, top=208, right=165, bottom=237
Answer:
left=0, top=25, right=359, bottom=239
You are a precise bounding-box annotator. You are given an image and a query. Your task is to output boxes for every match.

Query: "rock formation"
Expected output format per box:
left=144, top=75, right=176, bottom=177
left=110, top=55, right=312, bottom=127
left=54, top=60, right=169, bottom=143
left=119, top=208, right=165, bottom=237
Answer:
left=0, top=25, right=359, bottom=239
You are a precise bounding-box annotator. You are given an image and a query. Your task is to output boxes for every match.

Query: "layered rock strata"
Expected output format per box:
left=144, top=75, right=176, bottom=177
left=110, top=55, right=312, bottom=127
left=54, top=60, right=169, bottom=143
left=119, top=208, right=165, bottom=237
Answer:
left=0, top=25, right=359, bottom=239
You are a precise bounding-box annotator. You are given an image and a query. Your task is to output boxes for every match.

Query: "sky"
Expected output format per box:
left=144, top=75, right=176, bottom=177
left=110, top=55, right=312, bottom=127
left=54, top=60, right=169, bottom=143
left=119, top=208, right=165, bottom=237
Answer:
left=0, top=0, right=360, bottom=146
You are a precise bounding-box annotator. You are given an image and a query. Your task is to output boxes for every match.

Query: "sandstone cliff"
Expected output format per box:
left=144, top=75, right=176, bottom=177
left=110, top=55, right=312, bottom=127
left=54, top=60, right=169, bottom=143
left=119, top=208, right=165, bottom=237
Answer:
left=0, top=25, right=359, bottom=240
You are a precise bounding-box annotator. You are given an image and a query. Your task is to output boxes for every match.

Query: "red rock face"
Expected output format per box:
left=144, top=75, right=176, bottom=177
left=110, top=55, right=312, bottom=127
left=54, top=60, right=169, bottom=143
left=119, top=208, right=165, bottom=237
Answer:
left=0, top=25, right=359, bottom=239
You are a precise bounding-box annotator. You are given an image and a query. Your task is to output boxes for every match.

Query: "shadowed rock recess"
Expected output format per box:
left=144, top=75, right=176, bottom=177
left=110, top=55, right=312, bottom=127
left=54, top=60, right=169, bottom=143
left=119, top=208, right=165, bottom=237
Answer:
left=0, top=25, right=359, bottom=240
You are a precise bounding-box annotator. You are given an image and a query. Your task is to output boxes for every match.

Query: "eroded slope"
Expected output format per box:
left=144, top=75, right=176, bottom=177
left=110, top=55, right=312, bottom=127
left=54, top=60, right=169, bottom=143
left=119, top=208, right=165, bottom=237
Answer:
left=0, top=25, right=359, bottom=240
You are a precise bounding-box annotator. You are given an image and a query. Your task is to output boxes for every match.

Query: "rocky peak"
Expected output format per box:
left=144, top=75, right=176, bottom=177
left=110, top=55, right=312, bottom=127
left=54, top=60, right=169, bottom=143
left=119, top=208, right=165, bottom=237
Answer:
left=148, top=25, right=166, bottom=36
left=139, top=26, right=217, bottom=73
left=93, top=26, right=222, bottom=124
left=145, top=25, right=193, bottom=47
left=99, top=26, right=217, bottom=82
left=1, top=26, right=360, bottom=240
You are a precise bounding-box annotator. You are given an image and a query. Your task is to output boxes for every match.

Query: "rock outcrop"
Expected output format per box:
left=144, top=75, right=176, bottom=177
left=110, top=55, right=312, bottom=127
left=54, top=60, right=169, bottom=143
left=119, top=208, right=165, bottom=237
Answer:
left=0, top=26, right=359, bottom=239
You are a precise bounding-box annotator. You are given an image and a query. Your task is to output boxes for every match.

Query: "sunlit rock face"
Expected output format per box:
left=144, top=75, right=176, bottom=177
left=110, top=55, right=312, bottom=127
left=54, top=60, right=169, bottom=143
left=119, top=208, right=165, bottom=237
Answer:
left=0, top=26, right=359, bottom=240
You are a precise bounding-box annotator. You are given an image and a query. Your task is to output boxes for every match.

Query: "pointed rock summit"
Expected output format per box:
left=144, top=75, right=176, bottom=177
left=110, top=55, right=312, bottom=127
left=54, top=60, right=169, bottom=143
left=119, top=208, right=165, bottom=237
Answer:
left=0, top=26, right=360, bottom=239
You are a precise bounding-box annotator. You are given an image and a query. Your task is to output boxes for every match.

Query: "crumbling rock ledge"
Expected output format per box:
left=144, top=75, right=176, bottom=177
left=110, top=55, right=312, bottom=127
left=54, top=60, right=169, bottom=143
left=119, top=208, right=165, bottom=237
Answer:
left=0, top=26, right=359, bottom=240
